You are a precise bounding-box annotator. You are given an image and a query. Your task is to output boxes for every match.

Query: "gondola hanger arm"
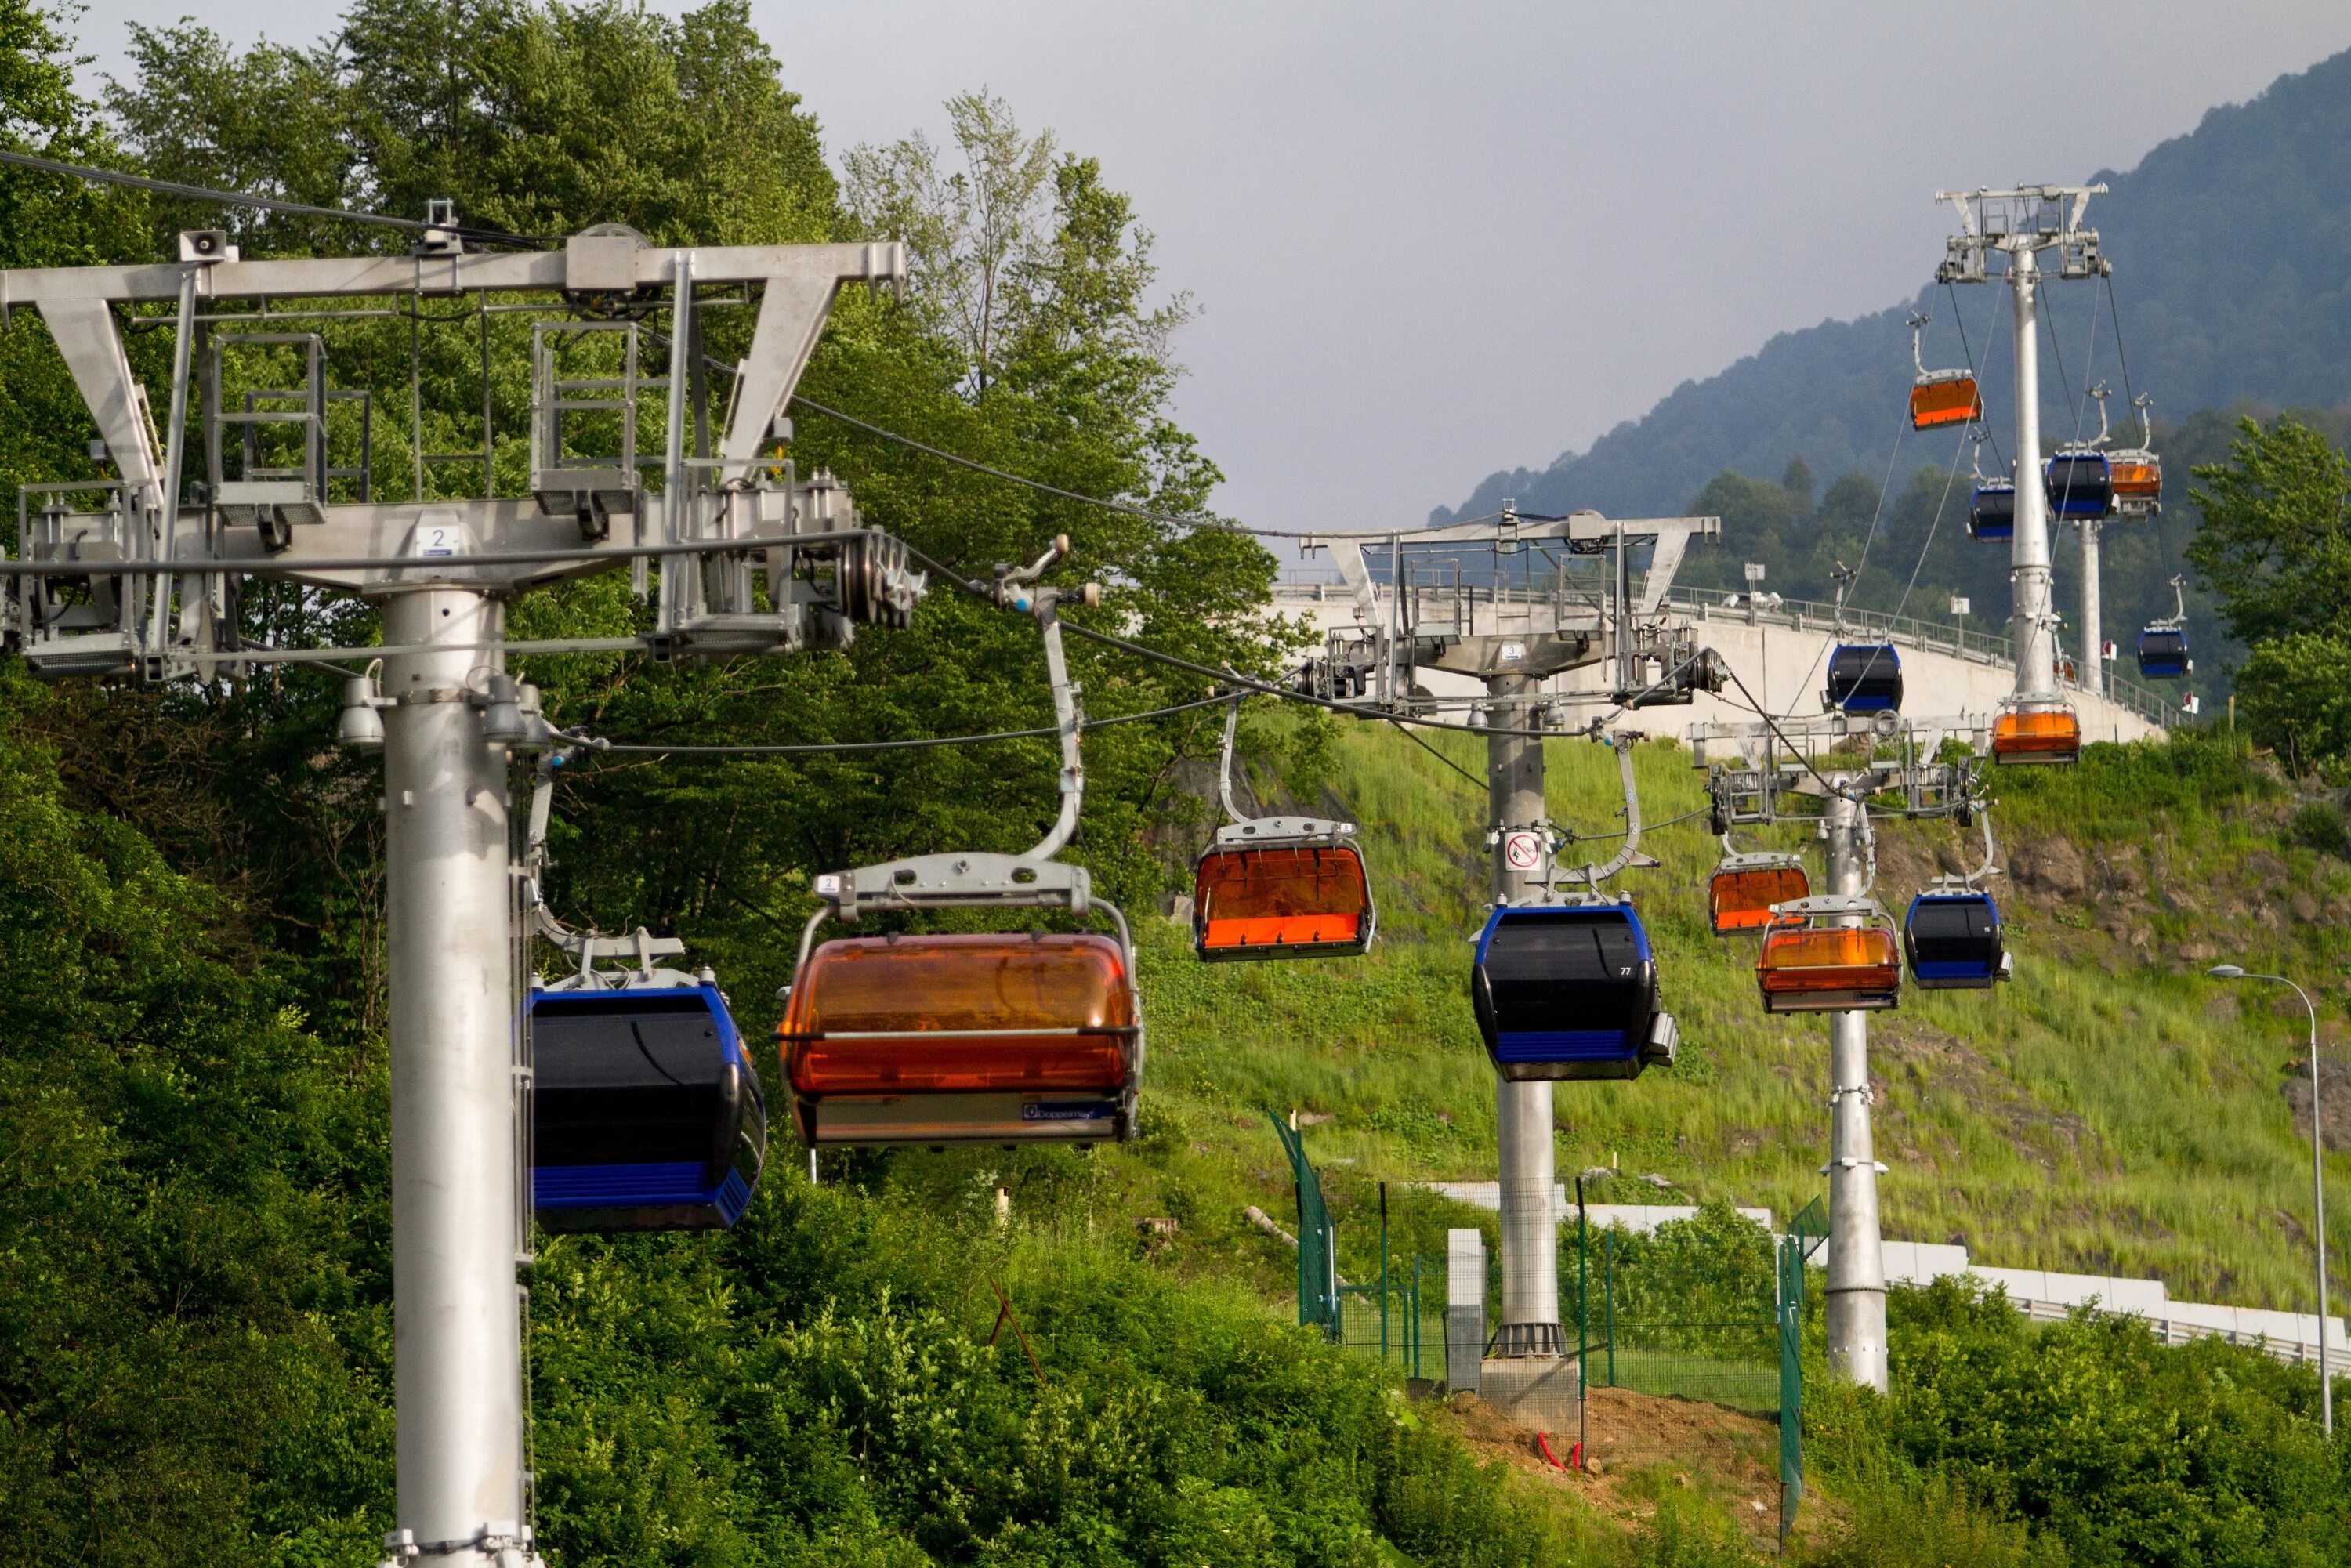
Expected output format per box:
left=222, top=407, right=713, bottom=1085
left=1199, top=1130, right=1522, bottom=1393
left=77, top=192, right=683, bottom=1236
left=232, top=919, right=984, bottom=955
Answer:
left=1564, top=733, right=1648, bottom=894
left=985, top=534, right=1100, bottom=864
left=1209, top=683, right=1359, bottom=847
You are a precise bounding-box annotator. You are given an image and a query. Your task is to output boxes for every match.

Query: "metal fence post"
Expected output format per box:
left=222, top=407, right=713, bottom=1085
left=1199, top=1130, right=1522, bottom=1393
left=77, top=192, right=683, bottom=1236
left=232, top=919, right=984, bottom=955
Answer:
left=1575, top=1176, right=1589, bottom=1402
left=1380, top=1182, right=1391, bottom=1363
left=1411, top=1255, right=1423, bottom=1380
left=1782, top=1197, right=1828, bottom=1553
left=1270, top=1112, right=1338, bottom=1334
left=1604, top=1230, right=1617, bottom=1388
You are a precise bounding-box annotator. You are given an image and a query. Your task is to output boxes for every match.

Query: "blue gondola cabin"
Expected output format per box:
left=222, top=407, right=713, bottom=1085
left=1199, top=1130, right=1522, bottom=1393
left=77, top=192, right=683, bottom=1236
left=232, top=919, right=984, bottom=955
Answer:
left=1470, top=904, right=1676, bottom=1081
left=1902, top=892, right=2005, bottom=990
left=1969, top=482, right=2015, bottom=541
left=1826, top=644, right=1903, bottom=713
left=531, top=982, right=768, bottom=1233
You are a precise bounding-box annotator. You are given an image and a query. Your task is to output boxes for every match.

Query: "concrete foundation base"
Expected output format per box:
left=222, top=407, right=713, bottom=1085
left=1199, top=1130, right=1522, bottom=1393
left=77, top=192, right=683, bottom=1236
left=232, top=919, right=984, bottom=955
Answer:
left=1477, top=1356, right=1582, bottom=1434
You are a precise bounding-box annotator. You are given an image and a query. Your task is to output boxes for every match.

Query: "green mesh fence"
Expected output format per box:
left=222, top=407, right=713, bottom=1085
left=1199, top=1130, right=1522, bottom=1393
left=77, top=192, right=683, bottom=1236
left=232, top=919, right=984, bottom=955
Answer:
left=1779, top=1196, right=1828, bottom=1544
left=1569, top=1200, right=1785, bottom=1414
left=1271, top=1114, right=1442, bottom=1374
left=1335, top=1259, right=1443, bottom=1379
left=1269, top=1112, right=1338, bottom=1333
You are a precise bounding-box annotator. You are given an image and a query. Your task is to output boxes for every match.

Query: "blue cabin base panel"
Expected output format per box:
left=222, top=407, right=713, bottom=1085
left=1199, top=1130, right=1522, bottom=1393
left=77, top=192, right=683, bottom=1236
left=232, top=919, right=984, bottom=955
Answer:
left=1490, top=1030, right=1644, bottom=1081
left=1911, top=961, right=1998, bottom=990
left=534, top=1161, right=752, bottom=1233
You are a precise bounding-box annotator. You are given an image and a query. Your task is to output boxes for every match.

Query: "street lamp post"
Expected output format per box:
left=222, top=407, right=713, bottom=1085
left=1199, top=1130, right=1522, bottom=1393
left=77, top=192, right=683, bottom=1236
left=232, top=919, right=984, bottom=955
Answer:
left=2210, top=964, right=2335, bottom=1435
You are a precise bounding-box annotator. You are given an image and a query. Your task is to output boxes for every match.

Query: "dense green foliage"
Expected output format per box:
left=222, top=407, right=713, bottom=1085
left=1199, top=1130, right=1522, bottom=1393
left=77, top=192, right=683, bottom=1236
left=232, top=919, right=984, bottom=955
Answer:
left=6, top=0, right=2351, bottom=1562
left=1811, top=1279, right=2346, bottom=1566
left=1439, top=45, right=2351, bottom=528
left=2173, top=416, right=2351, bottom=770
left=2183, top=418, right=2351, bottom=648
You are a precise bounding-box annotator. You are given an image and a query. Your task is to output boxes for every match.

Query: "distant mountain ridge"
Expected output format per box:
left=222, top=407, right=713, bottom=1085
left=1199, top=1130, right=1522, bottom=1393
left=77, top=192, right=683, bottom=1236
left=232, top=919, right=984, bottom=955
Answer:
left=1436, top=46, right=2351, bottom=524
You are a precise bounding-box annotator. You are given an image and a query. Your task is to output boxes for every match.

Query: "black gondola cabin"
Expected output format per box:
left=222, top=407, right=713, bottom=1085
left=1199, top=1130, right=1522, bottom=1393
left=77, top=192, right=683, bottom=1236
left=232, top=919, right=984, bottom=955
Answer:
left=1470, top=904, right=1674, bottom=1081
left=1826, top=644, right=1903, bottom=713
left=2044, top=451, right=2114, bottom=520
left=531, top=982, right=768, bottom=1233
left=2136, top=627, right=2189, bottom=679
left=1969, top=481, right=2015, bottom=541
left=1902, top=892, right=2005, bottom=990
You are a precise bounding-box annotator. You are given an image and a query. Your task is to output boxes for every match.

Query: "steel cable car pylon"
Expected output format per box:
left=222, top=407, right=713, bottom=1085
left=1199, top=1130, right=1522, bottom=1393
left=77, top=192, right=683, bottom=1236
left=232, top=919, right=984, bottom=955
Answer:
left=1473, top=679, right=1677, bottom=1365
left=1938, top=183, right=2110, bottom=770
left=519, top=753, right=768, bottom=1233
left=1692, top=712, right=2002, bottom=1397
left=779, top=538, right=1144, bottom=1148
left=1190, top=695, right=1375, bottom=961
left=12, top=215, right=919, bottom=1568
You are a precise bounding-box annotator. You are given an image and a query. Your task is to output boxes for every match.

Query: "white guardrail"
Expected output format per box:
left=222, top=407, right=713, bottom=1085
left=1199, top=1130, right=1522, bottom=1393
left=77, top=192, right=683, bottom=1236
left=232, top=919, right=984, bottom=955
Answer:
left=1419, top=1187, right=2335, bottom=1373
left=1271, top=577, right=2186, bottom=730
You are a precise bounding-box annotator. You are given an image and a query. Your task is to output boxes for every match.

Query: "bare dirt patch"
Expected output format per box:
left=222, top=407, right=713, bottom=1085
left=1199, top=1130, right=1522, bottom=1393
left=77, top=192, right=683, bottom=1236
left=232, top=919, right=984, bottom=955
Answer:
left=1440, top=1385, right=1837, bottom=1552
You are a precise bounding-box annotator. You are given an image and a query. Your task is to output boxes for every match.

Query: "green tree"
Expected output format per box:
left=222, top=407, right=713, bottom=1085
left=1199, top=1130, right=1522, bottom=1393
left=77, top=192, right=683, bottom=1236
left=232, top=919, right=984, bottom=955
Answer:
left=843, top=91, right=1063, bottom=395
left=0, top=0, right=151, bottom=519
left=107, top=0, right=836, bottom=253
left=2183, top=416, right=2351, bottom=646
left=2230, top=632, right=2351, bottom=776
left=1780, top=454, right=1814, bottom=507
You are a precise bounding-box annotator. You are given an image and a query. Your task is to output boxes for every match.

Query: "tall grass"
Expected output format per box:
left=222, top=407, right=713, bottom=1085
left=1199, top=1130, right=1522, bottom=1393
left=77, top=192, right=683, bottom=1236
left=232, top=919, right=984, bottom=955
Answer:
left=1114, top=719, right=2349, bottom=1312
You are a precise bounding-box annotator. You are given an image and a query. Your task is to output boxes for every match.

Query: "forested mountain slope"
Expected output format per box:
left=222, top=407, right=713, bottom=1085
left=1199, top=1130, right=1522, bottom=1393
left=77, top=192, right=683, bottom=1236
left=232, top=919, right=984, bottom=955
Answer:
left=1436, top=46, right=2351, bottom=529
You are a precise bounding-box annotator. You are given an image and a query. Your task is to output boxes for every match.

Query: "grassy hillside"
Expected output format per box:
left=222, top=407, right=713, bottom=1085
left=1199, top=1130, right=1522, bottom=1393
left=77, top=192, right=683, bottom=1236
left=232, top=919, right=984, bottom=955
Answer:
left=1105, top=715, right=2349, bottom=1313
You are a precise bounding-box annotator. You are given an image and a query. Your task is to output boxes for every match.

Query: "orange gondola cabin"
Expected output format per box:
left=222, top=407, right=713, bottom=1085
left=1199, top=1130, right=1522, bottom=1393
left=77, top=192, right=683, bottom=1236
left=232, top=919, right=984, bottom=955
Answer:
left=1194, top=832, right=1374, bottom=961
left=1757, top=922, right=1903, bottom=1013
left=1708, top=854, right=1809, bottom=935
left=1910, top=371, right=1982, bottom=431
left=781, top=931, right=1141, bottom=1146
left=1990, top=704, right=2081, bottom=766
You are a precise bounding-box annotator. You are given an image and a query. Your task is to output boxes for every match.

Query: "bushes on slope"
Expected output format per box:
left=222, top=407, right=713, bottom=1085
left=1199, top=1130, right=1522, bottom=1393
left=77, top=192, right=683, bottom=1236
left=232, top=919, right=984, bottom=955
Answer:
left=1809, top=1278, right=2348, bottom=1567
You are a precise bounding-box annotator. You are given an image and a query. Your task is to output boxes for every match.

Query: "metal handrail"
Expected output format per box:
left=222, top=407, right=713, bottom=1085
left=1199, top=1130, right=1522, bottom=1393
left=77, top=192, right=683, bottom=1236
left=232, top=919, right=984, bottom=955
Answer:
left=1668, top=588, right=2177, bottom=727
left=1266, top=579, right=2180, bottom=730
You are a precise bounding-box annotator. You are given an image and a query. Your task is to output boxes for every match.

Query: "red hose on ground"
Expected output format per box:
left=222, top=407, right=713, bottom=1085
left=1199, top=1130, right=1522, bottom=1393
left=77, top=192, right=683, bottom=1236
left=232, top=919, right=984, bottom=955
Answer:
left=1535, top=1431, right=1568, bottom=1470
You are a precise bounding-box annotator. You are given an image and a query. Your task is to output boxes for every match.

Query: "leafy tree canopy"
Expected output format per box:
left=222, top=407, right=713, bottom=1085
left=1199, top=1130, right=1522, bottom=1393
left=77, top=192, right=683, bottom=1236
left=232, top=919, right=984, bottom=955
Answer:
left=2183, top=415, right=2351, bottom=646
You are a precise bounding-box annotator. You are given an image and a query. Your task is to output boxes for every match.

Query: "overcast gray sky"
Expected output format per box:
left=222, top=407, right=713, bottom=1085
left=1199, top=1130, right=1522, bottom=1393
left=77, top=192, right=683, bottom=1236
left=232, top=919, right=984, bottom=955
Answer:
left=69, top=1, right=2351, bottom=531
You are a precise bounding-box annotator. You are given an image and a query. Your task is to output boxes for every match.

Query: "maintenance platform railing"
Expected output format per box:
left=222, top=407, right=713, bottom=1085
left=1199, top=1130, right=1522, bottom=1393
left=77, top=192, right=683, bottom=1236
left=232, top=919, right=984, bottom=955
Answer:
left=1269, top=577, right=2182, bottom=730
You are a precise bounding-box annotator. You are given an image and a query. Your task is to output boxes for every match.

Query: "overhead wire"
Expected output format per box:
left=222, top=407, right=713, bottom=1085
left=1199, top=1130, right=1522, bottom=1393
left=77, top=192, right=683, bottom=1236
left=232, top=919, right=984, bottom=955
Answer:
left=1773, top=404, right=1909, bottom=720
left=9, top=147, right=1726, bottom=837
left=788, top=393, right=1516, bottom=543
left=1943, top=277, right=2008, bottom=471
left=587, top=691, right=1235, bottom=756
left=1386, top=719, right=1487, bottom=792
left=1716, top=663, right=1869, bottom=805
left=893, top=537, right=1569, bottom=741
left=0, top=146, right=556, bottom=249
left=2103, top=273, right=2138, bottom=409
left=1881, top=419, right=1975, bottom=635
